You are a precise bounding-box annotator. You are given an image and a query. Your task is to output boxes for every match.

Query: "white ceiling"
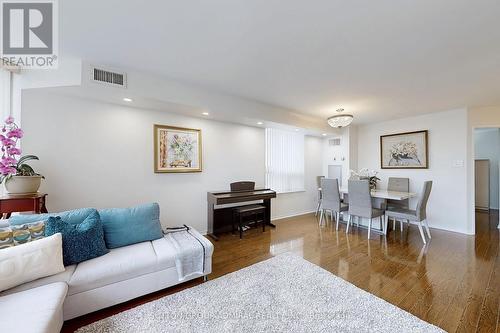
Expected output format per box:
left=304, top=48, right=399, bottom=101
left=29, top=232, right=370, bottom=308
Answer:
left=61, top=0, right=500, bottom=124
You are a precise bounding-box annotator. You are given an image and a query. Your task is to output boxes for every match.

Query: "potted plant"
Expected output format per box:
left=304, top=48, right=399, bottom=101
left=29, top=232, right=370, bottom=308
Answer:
left=0, top=116, right=43, bottom=194
left=350, top=168, right=380, bottom=190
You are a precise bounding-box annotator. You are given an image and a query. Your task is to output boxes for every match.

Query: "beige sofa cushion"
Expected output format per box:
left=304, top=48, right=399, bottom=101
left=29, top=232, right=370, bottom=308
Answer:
left=0, top=264, right=76, bottom=297
left=0, top=282, right=67, bottom=333
left=68, top=241, right=159, bottom=295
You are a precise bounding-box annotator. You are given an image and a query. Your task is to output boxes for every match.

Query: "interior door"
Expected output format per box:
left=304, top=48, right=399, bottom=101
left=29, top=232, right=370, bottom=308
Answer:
left=328, top=165, right=343, bottom=187
left=475, top=159, right=490, bottom=211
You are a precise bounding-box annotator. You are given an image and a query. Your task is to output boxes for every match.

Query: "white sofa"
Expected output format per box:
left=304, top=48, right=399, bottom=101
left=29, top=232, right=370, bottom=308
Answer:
left=0, top=228, right=213, bottom=333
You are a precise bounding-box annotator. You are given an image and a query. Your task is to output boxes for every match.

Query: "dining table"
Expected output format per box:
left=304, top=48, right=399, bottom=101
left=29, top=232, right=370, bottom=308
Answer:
left=338, top=188, right=417, bottom=201
left=335, top=188, right=418, bottom=234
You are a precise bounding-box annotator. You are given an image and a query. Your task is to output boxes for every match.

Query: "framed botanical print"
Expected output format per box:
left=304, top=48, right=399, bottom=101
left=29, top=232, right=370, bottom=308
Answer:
left=380, top=130, right=428, bottom=169
left=154, top=125, right=202, bottom=173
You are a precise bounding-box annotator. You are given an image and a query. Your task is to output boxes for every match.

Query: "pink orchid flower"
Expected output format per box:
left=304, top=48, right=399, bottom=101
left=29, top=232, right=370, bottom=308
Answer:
left=6, top=128, right=23, bottom=139
left=0, top=165, right=16, bottom=176
left=1, top=138, right=15, bottom=147
left=1, top=156, right=17, bottom=166
left=7, top=147, right=21, bottom=155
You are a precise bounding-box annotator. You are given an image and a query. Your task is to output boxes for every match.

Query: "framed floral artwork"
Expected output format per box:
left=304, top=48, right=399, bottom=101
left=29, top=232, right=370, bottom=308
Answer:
left=154, top=125, right=202, bottom=173
left=380, top=130, right=428, bottom=169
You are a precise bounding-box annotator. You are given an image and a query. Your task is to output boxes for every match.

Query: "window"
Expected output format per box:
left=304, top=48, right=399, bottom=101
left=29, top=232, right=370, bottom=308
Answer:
left=0, top=67, right=11, bottom=120
left=265, top=128, right=305, bottom=193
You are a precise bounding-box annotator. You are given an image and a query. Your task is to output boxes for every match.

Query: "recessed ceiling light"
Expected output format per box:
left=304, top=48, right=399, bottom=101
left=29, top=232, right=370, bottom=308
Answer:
left=257, top=122, right=263, bottom=125
left=123, top=98, right=133, bottom=102
left=322, top=133, right=327, bottom=136
left=202, top=112, right=209, bottom=116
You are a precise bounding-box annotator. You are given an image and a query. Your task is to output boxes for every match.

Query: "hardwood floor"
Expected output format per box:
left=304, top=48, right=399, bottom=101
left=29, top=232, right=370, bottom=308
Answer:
left=63, top=211, right=500, bottom=332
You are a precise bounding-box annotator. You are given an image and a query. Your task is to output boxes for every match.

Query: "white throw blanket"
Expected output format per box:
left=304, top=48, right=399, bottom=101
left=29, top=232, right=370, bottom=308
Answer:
left=164, top=227, right=207, bottom=282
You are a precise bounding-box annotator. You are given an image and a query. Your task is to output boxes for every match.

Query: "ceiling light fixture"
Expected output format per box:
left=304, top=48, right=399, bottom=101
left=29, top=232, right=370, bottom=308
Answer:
left=257, top=122, right=263, bottom=125
left=123, top=97, right=133, bottom=102
left=327, top=108, right=354, bottom=128
left=295, top=129, right=300, bottom=132
left=322, top=133, right=327, bottom=136
left=202, top=112, right=209, bottom=116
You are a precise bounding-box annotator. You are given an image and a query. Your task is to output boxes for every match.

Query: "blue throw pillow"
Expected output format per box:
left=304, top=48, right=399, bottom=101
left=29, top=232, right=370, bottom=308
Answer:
left=9, top=208, right=98, bottom=226
left=45, top=213, right=109, bottom=266
left=98, top=203, right=163, bottom=249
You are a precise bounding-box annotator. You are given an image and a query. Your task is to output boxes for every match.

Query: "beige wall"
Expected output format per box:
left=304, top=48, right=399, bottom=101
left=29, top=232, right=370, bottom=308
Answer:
left=469, top=107, right=500, bottom=127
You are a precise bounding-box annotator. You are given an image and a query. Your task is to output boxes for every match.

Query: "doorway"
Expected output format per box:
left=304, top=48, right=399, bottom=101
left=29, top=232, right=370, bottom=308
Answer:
left=473, top=128, right=500, bottom=230
left=475, top=159, right=490, bottom=211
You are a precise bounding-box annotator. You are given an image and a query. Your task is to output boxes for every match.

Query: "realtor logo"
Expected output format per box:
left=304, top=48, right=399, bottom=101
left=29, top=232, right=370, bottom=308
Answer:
left=1, top=0, right=58, bottom=69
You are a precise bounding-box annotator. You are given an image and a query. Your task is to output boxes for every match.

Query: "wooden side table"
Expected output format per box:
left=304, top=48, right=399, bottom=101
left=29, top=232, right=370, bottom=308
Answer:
left=0, top=193, right=48, bottom=219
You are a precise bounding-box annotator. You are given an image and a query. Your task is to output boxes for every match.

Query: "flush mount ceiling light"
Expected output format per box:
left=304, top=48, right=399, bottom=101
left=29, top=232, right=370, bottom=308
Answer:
left=257, top=121, right=263, bottom=125
left=202, top=112, right=210, bottom=116
left=123, top=97, right=133, bottom=102
left=327, top=108, right=354, bottom=128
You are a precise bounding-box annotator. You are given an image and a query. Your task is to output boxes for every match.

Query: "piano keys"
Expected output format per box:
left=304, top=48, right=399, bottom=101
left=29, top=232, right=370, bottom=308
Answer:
left=207, top=188, right=277, bottom=240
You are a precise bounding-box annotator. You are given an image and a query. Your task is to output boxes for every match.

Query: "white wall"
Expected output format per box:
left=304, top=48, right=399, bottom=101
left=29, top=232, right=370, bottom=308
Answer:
left=321, top=127, right=358, bottom=188
left=474, top=128, right=500, bottom=209
left=78, top=62, right=332, bottom=133
left=322, top=129, right=349, bottom=186
left=21, top=90, right=323, bottom=233
left=357, top=108, right=470, bottom=234
left=12, top=56, right=83, bottom=122
left=467, top=106, right=500, bottom=230
left=348, top=126, right=358, bottom=175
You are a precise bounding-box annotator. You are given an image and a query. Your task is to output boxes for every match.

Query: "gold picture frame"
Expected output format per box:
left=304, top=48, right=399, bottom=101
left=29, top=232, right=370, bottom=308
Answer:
left=154, top=124, right=202, bottom=173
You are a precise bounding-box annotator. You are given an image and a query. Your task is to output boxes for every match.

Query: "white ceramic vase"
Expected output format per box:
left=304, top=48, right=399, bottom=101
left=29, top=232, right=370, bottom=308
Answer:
left=4, top=175, right=42, bottom=194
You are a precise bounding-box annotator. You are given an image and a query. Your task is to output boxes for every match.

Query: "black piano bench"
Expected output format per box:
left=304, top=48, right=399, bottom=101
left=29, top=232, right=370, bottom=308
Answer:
left=232, top=204, right=266, bottom=239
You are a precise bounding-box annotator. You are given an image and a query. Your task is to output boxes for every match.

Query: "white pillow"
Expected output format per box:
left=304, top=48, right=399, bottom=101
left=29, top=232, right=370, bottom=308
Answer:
left=0, top=233, right=65, bottom=292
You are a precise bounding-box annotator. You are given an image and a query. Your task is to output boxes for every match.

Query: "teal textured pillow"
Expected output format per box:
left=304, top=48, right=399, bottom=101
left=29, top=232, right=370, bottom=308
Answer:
left=45, top=214, right=109, bottom=266
left=8, top=208, right=98, bottom=226
left=99, top=203, right=163, bottom=249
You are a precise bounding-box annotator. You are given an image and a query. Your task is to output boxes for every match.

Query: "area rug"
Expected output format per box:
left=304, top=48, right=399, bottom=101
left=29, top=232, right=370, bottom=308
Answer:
left=76, top=253, right=444, bottom=333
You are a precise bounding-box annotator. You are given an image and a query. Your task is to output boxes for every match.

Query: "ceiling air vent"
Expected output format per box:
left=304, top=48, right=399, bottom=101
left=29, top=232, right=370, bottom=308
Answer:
left=329, top=138, right=341, bottom=146
left=91, top=67, right=127, bottom=88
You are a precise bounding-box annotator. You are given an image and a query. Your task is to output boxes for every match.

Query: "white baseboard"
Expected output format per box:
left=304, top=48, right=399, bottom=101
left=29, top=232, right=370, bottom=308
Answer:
left=271, top=210, right=315, bottom=221
left=402, top=220, right=474, bottom=235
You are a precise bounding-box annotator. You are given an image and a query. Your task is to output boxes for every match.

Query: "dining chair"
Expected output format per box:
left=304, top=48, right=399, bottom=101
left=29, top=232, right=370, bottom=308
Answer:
left=346, top=180, right=385, bottom=239
left=319, top=178, right=348, bottom=230
left=315, top=176, right=325, bottom=216
left=384, top=181, right=433, bottom=244
left=387, top=177, right=410, bottom=231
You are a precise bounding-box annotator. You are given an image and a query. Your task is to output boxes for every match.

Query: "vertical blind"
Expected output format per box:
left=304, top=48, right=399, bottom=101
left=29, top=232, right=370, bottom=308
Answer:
left=0, top=68, right=10, bottom=120
left=265, top=128, right=305, bottom=193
